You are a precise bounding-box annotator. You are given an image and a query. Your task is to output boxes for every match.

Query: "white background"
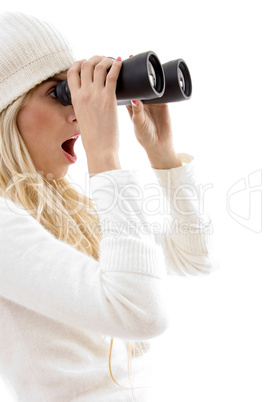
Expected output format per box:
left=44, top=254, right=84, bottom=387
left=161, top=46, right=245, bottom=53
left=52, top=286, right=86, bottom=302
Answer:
left=0, top=0, right=266, bottom=401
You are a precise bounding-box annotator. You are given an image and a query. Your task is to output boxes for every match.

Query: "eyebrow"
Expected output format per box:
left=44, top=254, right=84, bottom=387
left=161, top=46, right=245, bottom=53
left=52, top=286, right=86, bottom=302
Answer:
left=42, top=73, right=67, bottom=84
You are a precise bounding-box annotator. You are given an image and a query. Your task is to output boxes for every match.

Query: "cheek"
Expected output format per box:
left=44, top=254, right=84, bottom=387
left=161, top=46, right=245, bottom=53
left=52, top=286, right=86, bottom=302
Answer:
left=17, top=104, right=52, bottom=147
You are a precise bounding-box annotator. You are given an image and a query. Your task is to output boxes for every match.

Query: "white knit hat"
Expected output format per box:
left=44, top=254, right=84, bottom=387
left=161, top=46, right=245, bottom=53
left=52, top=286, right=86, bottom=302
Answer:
left=0, top=11, right=75, bottom=112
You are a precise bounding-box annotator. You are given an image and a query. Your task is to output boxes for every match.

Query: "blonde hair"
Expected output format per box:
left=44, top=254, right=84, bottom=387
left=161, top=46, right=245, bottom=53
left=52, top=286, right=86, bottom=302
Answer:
left=0, top=91, right=145, bottom=396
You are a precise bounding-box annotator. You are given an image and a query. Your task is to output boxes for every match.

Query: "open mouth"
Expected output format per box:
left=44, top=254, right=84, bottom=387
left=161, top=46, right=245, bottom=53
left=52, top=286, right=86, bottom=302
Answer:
left=61, top=134, right=80, bottom=163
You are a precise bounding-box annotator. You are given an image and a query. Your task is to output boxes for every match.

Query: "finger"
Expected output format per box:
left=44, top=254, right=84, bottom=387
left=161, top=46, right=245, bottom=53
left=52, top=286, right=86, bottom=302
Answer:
left=93, top=57, right=115, bottom=89
left=129, top=100, right=145, bottom=127
left=126, top=104, right=133, bottom=120
left=67, top=60, right=85, bottom=92
left=80, top=56, right=105, bottom=87
left=105, top=56, right=122, bottom=93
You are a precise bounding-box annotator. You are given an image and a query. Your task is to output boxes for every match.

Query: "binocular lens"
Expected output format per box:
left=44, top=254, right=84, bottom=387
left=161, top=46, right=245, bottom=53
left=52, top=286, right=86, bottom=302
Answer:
left=178, top=67, right=185, bottom=93
left=143, top=58, right=192, bottom=104
left=115, top=51, right=165, bottom=105
left=178, top=61, right=191, bottom=97
left=148, top=61, right=157, bottom=88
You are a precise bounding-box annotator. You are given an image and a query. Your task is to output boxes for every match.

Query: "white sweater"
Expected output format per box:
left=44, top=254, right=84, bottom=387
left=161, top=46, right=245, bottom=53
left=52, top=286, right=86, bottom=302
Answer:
left=0, top=156, right=215, bottom=401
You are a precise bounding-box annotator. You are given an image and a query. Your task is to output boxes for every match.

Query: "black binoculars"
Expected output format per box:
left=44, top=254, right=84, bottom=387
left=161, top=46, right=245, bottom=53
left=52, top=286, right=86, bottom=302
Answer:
left=55, top=51, right=192, bottom=106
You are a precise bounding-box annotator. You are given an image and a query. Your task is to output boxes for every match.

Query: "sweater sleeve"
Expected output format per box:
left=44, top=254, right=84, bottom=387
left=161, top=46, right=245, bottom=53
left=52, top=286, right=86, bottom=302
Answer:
left=151, top=154, right=217, bottom=276
left=0, top=170, right=169, bottom=341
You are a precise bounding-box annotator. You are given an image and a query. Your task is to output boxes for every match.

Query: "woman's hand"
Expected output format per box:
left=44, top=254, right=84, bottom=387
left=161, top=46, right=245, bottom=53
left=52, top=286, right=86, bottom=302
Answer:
left=126, top=101, right=182, bottom=169
left=67, top=56, right=122, bottom=175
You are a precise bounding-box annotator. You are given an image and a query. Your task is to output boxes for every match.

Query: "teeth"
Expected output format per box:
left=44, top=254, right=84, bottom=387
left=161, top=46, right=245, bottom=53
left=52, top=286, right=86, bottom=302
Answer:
left=69, top=135, right=79, bottom=140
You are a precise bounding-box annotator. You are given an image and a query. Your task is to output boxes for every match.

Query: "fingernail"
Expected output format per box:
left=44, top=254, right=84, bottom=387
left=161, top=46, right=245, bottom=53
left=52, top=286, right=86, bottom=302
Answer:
left=116, top=56, right=122, bottom=61
left=129, top=55, right=134, bottom=58
left=131, top=100, right=139, bottom=107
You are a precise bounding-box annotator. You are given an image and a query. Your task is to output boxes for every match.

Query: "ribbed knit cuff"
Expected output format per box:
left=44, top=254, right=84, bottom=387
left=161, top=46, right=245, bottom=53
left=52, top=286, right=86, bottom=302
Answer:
left=173, top=230, right=214, bottom=256
left=99, top=236, right=166, bottom=279
left=151, top=154, right=196, bottom=192
left=152, top=154, right=214, bottom=257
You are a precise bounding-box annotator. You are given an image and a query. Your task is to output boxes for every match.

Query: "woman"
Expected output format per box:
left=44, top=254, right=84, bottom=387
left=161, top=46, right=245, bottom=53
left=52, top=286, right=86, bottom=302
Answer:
left=0, top=11, right=215, bottom=402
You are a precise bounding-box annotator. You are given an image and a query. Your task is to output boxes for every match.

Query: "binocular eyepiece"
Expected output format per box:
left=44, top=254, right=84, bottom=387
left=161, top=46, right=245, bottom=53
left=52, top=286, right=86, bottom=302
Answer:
left=55, top=51, right=192, bottom=106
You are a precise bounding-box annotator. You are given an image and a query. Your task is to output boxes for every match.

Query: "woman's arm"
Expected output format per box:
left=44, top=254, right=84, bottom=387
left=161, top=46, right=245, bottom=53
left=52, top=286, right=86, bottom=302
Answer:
left=152, top=154, right=216, bottom=276
left=127, top=101, right=216, bottom=276
left=0, top=171, right=169, bottom=341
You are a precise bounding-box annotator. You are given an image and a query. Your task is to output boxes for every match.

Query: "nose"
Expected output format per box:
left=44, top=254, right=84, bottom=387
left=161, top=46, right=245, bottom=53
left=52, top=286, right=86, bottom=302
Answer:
left=66, top=105, right=78, bottom=126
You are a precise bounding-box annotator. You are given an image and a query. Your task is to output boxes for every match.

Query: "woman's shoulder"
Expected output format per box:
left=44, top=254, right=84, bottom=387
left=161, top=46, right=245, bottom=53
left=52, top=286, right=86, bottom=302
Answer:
left=0, top=196, right=30, bottom=219
left=0, top=196, right=60, bottom=254
left=0, top=196, right=37, bottom=239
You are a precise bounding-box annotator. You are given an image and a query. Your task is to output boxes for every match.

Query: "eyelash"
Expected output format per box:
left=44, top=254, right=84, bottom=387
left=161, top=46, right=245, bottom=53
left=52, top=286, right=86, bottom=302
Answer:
left=48, top=88, right=57, bottom=99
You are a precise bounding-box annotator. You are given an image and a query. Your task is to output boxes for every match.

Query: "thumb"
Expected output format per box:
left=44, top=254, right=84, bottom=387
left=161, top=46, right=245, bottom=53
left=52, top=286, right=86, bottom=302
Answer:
left=130, top=100, right=145, bottom=127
